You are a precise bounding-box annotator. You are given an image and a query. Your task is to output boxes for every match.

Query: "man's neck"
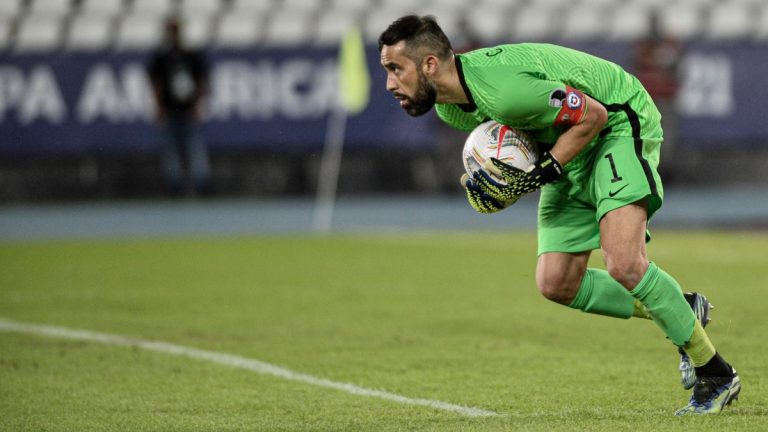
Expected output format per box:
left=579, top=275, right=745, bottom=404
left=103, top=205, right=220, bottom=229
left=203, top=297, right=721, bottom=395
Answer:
left=434, top=55, right=469, bottom=105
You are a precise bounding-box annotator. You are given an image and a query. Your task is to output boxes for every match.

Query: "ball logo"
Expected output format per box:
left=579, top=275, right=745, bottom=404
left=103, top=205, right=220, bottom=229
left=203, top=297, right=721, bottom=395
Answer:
left=566, top=92, right=582, bottom=109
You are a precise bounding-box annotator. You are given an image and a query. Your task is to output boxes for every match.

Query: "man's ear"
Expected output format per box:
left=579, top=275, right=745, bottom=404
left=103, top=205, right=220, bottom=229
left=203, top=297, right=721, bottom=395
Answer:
left=422, top=55, right=439, bottom=77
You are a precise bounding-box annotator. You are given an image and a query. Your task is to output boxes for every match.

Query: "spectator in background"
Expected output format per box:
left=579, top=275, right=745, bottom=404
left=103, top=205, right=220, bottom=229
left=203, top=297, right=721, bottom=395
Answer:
left=633, top=12, right=682, bottom=182
left=148, top=17, right=211, bottom=196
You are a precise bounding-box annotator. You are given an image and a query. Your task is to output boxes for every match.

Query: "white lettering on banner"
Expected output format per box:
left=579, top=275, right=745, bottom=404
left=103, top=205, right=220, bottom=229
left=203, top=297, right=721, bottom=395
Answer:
left=208, top=61, right=276, bottom=120
left=77, top=64, right=120, bottom=122
left=0, top=67, right=25, bottom=121
left=677, top=53, right=734, bottom=118
left=279, top=60, right=314, bottom=118
left=1, top=58, right=341, bottom=127
left=23, top=67, right=66, bottom=124
left=306, top=59, right=338, bottom=117
left=122, top=64, right=155, bottom=122
left=279, top=59, right=338, bottom=118
left=0, top=65, right=66, bottom=124
left=77, top=63, right=154, bottom=123
left=208, top=59, right=338, bottom=121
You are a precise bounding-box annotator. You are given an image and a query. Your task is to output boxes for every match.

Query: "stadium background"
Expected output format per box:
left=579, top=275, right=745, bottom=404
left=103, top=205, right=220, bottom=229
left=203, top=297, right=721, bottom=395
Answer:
left=1, top=0, right=768, bottom=203
left=3, top=1, right=768, bottom=430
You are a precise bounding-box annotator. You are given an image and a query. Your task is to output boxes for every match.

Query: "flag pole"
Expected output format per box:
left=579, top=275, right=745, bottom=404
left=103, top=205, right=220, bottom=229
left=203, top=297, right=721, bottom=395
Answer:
left=312, top=27, right=370, bottom=233
left=313, top=105, right=348, bottom=233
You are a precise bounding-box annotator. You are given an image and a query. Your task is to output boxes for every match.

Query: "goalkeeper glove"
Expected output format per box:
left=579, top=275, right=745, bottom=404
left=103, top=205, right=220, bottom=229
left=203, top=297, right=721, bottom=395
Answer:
left=461, top=174, right=518, bottom=214
left=473, top=151, right=563, bottom=202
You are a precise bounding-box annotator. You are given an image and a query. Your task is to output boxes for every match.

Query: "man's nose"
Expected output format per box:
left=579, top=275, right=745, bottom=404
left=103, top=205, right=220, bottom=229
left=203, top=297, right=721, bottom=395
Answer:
left=386, top=75, right=397, bottom=92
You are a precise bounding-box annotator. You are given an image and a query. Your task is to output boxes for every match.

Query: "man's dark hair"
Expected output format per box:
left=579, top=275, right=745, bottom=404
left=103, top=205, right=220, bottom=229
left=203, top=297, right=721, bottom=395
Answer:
left=378, top=15, right=453, bottom=61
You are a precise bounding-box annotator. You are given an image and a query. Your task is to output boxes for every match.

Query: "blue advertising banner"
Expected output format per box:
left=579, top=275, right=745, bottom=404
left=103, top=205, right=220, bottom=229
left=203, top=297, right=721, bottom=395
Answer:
left=0, top=47, right=435, bottom=156
left=1, top=43, right=766, bottom=156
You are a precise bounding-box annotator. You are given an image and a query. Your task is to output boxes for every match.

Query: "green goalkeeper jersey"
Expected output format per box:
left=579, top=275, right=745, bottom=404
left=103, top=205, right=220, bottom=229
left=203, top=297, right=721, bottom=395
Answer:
left=436, top=43, right=662, bottom=159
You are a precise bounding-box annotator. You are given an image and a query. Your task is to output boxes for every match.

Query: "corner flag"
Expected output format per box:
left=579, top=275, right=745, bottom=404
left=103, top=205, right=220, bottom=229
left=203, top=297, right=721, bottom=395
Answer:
left=338, top=27, right=370, bottom=115
left=314, top=27, right=371, bottom=232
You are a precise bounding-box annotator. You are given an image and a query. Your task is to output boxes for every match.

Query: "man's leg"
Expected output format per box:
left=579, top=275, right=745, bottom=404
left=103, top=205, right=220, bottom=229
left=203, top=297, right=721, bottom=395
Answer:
left=600, top=201, right=708, bottom=348
left=185, top=120, right=211, bottom=195
left=162, top=119, right=185, bottom=196
left=537, top=251, right=650, bottom=320
left=536, top=251, right=589, bottom=305
left=536, top=179, right=653, bottom=320
left=600, top=200, right=739, bottom=414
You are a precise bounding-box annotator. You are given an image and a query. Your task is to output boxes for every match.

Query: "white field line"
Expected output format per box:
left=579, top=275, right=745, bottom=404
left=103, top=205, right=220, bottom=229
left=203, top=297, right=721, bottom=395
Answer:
left=0, top=318, right=499, bottom=418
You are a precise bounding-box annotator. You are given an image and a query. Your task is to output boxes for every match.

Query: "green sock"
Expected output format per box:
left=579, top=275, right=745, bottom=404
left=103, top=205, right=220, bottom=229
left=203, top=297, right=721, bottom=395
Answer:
left=568, top=268, right=635, bottom=319
left=629, top=262, right=696, bottom=346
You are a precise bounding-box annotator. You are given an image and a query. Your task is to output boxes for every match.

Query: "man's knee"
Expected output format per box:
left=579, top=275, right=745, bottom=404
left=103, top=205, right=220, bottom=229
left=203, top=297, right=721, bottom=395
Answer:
left=604, top=253, right=648, bottom=290
left=536, top=266, right=585, bottom=305
left=599, top=200, right=651, bottom=290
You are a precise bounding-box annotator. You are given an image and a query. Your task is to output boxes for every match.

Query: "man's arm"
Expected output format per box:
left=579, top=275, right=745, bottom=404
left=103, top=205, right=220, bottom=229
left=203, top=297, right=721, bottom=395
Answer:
left=549, top=94, right=608, bottom=166
left=471, top=92, right=609, bottom=202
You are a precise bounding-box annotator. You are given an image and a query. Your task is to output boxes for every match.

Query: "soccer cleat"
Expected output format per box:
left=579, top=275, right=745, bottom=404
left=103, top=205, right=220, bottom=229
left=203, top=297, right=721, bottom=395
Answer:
left=675, top=368, right=741, bottom=416
left=679, top=355, right=696, bottom=391
left=679, top=292, right=714, bottom=389
left=686, top=292, right=713, bottom=328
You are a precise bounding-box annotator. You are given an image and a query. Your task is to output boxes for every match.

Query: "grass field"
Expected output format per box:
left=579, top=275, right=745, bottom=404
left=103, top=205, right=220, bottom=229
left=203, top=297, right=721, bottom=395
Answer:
left=1, top=230, right=767, bottom=431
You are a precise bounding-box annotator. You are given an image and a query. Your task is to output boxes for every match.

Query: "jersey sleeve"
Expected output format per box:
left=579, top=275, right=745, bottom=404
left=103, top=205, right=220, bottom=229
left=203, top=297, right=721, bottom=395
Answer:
left=479, top=67, right=587, bottom=130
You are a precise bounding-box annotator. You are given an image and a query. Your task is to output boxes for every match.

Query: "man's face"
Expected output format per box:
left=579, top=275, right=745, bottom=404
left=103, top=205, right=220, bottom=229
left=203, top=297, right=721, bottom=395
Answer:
left=380, top=41, right=437, bottom=117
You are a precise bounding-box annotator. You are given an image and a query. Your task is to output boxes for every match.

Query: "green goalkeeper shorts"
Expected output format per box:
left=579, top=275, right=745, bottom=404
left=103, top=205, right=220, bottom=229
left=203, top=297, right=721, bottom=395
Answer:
left=537, top=135, right=664, bottom=255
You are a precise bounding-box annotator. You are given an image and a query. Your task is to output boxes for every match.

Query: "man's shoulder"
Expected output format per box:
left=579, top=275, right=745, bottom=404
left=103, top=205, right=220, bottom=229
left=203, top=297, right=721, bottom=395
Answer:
left=458, top=44, right=562, bottom=76
left=458, top=54, right=546, bottom=98
left=461, top=43, right=568, bottom=58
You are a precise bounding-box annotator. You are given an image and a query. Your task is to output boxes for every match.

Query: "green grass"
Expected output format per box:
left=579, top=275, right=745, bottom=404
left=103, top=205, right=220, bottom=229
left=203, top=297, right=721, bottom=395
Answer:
left=1, top=231, right=767, bottom=431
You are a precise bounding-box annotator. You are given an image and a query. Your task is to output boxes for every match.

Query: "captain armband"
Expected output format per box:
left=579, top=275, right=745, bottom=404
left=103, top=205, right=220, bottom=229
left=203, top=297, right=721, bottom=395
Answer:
left=551, top=86, right=588, bottom=127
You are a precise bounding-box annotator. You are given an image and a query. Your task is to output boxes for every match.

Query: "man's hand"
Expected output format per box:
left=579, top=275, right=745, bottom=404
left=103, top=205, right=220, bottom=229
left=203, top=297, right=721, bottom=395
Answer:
left=474, top=152, right=564, bottom=201
left=461, top=174, right=518, bottom=214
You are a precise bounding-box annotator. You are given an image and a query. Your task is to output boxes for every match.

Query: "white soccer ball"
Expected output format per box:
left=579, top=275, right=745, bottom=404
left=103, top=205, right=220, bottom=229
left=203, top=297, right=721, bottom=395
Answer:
left=462, top=120, right=538, bottom=185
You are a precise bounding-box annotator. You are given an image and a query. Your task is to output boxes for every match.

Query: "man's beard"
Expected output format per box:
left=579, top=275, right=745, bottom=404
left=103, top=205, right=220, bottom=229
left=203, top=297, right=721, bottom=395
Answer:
left=404, top=71, right=437, bottom=117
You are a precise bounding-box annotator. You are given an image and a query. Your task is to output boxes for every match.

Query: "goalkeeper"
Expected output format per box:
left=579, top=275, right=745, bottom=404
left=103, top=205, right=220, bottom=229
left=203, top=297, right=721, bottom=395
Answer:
left=378, top=15, right=740, bottom=415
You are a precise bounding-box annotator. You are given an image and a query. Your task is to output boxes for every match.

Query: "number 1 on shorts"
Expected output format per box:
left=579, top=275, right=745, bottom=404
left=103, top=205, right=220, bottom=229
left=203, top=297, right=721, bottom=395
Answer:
left=604, top=153, right=623, bottom=183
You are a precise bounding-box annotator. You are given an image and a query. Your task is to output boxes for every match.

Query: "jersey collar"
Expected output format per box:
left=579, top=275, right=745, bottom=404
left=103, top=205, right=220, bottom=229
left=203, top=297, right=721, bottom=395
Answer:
left=455, top=55, right=478, bottom=113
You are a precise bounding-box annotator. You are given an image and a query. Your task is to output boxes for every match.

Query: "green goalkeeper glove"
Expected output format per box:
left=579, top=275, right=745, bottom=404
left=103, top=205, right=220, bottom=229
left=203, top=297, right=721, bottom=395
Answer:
left=461, top=174, right=518, bottom=214
left=474, top=152, right=563, bottom=202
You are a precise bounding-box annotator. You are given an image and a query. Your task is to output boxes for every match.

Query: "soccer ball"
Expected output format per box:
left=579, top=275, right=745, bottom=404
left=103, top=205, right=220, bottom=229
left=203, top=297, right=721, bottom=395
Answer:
left=462, top=120, right=538, bottom=184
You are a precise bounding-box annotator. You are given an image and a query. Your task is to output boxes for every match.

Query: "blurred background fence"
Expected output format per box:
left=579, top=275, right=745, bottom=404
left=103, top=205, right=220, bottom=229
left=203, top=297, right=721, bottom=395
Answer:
left=1, top=0, right=768, bottom=201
